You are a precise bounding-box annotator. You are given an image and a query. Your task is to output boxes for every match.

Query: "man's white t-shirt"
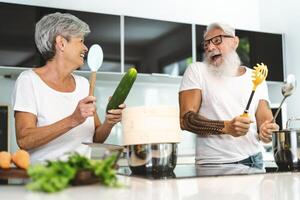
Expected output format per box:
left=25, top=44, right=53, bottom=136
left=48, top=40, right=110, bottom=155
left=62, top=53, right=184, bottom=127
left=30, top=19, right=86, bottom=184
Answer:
left=12, top=70, right=94, bottom=163
left=179, top=62, right=269, bottom=164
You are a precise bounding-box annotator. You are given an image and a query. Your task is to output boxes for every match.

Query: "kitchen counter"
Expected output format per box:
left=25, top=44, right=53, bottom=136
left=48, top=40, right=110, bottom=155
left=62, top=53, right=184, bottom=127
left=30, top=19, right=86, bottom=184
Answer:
left=1, top=171, right=300, bottom=200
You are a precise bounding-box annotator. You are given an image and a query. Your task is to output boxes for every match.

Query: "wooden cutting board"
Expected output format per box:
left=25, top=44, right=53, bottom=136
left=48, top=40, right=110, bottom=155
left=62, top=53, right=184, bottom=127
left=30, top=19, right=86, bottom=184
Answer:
left=0, top=168, right=28, bottom=179
left=0, top=168, right=99, bottom=185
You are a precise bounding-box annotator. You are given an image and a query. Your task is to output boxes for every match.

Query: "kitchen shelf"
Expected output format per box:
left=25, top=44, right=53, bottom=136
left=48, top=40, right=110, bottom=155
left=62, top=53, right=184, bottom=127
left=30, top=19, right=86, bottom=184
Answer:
left=0, top=66, right=283, bottom=85
left=0, top=66, right=182, bottom=84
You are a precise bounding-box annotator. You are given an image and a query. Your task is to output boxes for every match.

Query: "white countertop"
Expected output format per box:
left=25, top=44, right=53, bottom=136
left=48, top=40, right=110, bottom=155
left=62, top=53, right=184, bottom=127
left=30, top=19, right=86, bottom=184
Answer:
left=1, top=172, right=300, bottom=200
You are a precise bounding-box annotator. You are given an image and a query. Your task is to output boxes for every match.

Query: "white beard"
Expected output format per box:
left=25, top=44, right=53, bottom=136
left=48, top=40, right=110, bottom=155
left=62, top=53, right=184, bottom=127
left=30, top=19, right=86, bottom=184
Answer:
left=204, top=51, right=241, bottom=77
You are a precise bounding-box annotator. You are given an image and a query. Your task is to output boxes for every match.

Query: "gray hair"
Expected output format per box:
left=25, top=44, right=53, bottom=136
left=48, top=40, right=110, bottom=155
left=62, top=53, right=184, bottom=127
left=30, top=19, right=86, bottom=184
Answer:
left=35, top=12, right=90, bottom=61
left=204, top=22, right=235, bottom=39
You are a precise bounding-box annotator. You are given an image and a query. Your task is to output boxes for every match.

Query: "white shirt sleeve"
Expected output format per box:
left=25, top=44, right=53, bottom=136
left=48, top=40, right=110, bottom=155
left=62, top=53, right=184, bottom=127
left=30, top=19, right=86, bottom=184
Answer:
left=12, top=71, right=38, bottom=115
left=179, top=62, right=203, bottom=92
left=256, top=80, right=270, bottom=102
left=252, top=79, right=271, bottom=113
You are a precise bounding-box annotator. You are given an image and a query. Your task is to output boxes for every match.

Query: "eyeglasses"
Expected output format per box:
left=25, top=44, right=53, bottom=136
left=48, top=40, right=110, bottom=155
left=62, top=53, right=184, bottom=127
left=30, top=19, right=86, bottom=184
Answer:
left=203, top=35, right=234, bottom=49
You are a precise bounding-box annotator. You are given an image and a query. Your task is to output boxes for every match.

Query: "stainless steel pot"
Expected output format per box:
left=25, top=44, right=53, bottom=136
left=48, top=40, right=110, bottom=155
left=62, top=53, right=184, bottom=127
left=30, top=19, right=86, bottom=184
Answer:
left=126, top=143, right=177, bottom=175
left=272, top=118, right=300, bottom=170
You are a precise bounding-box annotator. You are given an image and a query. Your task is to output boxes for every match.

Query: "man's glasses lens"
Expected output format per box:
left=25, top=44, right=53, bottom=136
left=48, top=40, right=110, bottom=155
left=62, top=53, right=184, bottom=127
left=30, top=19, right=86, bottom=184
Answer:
left=203, top=35, right=233, bottom=49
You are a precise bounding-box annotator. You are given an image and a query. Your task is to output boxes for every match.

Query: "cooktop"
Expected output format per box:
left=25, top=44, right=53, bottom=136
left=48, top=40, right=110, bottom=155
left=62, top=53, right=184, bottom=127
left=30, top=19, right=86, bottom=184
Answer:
left=117, top=163, right=296, bottom=180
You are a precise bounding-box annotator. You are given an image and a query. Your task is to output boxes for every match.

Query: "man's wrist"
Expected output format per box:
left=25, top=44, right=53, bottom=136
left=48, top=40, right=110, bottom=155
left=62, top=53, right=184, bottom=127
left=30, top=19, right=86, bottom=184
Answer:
left=222, top=120, right=230, bottom=134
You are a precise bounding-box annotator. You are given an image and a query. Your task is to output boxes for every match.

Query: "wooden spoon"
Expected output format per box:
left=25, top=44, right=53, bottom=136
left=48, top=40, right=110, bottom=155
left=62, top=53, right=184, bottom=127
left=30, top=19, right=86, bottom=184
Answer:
left=87, top=44, right=103, bottom=96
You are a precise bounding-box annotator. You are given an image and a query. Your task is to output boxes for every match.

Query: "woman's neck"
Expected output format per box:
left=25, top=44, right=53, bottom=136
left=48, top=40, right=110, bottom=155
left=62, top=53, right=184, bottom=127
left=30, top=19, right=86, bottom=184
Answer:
left=41, top=59, right=74, bottom=82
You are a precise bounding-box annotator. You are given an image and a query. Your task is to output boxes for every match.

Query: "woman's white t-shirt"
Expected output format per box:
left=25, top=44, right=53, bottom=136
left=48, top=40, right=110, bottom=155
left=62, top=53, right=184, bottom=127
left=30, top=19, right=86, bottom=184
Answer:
left=179, top=62, right=269, bottom=164
left=12, top=70, right=94, bottom=163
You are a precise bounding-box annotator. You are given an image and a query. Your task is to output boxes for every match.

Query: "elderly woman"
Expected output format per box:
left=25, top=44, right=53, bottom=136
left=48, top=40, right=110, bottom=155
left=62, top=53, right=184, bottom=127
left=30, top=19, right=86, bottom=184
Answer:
left=12, top=13, right=124, bottom=163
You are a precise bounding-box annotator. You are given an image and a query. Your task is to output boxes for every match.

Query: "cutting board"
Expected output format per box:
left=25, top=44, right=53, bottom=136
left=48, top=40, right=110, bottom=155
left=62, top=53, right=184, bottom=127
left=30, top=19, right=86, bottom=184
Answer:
left=0, top=168, right=28, bottom=179
left=0, top=167, right=100, bottom=185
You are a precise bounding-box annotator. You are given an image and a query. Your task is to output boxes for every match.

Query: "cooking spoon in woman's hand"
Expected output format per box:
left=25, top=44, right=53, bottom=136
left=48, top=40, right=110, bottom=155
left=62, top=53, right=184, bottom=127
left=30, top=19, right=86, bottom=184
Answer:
left=87, top=44, right=103, bottom=96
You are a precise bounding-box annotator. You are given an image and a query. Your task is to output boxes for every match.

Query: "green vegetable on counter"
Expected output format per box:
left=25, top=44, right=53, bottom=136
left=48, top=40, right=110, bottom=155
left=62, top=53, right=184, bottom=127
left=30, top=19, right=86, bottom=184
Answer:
left=106, top=67, right=137, bottom=112
left=26, top=153, right=120, bottom=193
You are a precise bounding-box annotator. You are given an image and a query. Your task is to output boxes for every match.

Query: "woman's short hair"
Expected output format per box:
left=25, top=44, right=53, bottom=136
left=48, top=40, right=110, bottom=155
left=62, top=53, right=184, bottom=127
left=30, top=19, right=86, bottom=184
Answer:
left=35, top=12, right=90, bottom=61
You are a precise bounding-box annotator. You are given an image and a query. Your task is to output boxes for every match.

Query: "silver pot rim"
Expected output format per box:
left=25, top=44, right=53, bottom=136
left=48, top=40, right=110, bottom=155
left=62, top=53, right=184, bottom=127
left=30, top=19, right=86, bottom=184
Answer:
left=125, top=142, right=179, bottom=146
left=272, top=128, right=300, bottom=133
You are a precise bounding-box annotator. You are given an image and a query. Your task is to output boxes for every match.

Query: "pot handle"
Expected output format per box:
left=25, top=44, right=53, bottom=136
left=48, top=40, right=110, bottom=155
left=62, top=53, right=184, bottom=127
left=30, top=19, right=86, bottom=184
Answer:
left=286, top=117, right=300, bottom=129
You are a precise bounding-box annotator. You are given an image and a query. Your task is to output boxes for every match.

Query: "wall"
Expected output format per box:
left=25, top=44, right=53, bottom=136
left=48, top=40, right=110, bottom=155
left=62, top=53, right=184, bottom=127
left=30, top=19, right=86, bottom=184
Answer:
left=258, top=0, right=300, bottom=120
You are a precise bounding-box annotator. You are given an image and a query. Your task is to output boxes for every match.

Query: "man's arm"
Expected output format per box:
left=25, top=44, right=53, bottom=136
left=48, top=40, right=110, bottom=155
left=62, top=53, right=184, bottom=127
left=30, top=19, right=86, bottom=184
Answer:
left=256, top=100, right=279, bottom=143
left=179, top=89, right=251, bottom=137
left=179, top=89, right=202, bottom=129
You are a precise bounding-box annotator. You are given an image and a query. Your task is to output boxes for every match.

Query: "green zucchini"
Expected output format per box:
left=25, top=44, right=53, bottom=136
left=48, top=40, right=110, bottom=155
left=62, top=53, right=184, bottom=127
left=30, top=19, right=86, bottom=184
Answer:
left=106, top=67, right=137, bottom=112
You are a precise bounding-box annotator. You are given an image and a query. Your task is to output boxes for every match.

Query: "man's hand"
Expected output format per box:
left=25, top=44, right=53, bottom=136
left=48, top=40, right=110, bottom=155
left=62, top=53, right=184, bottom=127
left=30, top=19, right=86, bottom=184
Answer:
left=259, top=120, right=279, bottom=143
left=70, top=96, right=96, bottom=126
left=223, top=116, right=252, bottom=137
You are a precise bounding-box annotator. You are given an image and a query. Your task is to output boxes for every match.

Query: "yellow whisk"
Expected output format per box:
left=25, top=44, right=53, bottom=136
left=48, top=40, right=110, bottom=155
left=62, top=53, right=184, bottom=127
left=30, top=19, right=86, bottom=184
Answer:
left=241, top=63, right=268, bottom=118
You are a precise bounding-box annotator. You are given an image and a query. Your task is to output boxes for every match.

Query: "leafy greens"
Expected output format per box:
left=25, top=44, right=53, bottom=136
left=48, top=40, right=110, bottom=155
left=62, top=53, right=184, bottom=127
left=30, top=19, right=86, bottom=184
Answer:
left=26, top=152, right=120, bottom=193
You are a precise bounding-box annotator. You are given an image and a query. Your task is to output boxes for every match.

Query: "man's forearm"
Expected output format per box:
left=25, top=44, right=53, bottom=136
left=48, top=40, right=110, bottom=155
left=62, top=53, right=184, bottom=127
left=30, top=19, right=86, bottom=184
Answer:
left=182, top=111, right=225, bottom=136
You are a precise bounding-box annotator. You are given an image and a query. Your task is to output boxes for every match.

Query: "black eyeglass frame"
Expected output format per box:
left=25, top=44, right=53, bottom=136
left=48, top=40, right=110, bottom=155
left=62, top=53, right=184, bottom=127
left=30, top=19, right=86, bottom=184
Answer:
left=202, top=35, right=234, bottom=49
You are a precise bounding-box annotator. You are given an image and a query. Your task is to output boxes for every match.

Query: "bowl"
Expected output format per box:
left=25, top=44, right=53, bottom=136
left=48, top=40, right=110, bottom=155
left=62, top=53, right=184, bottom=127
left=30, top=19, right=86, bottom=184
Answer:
left=126, top=143, right=177, bottom=175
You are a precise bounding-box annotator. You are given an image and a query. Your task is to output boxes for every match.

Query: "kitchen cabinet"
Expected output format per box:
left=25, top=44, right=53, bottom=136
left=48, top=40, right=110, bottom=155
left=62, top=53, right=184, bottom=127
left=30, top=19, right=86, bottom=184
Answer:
left=124, top=16, right=192, bottom=75
left=0, top=2, right=121, bottom=72
left=196, top=25, right=284, bottom=82
left=0, top=2, right=284, bottom=79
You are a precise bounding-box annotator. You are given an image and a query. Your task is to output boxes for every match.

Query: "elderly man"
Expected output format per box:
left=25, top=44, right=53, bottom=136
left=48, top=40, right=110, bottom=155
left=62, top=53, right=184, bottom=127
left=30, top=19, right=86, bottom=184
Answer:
left=179, top=22, right=279, bottom=165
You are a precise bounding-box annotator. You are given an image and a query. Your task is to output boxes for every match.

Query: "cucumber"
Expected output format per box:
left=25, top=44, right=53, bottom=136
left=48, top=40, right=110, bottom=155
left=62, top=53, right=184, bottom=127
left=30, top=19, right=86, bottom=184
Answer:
left=106, top=67, right=137, bottom=112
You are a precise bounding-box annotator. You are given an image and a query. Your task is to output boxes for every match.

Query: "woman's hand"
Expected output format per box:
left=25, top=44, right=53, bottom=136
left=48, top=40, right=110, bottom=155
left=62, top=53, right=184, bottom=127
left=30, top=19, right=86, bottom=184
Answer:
left=105, top=103, right=126, bottom=126
left=259, top=120, right=279, bottom=143
left=70, top=96, right=96, bottom=126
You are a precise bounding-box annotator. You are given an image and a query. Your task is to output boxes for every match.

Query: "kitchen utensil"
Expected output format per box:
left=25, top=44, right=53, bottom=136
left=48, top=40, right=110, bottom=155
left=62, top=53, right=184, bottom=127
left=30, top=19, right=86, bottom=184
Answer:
left=242, top=63, right=268, bottom=117
left=272, top=118, right=300, bottom=170
left=82, top=142, right=124, bottom=151
left=83, top=142, right=178, bottom=175
left=126, top=143, right=177, bottom=175
left=87, top=44, right=103, bottom=96
left=82, top=142, right=124, bottom=167
left=273, top=74, right=296, bottom=122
